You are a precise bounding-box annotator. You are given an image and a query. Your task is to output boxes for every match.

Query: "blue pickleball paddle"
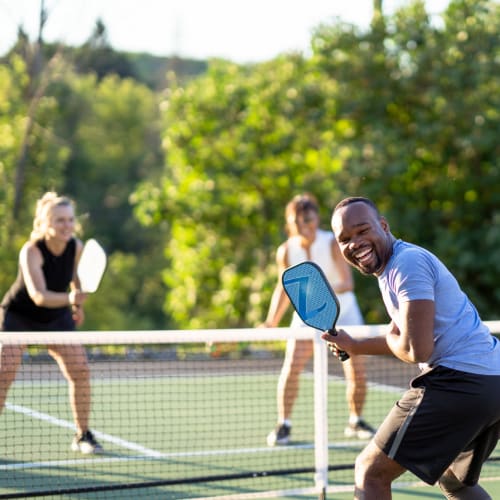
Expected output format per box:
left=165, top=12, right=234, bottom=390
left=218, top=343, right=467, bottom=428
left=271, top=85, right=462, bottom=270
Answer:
left=282, top=261, right=349, bottom=361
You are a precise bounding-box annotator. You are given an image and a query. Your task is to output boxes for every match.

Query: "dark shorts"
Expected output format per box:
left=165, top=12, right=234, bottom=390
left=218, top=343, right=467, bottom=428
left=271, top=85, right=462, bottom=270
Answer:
left=1, top=308, right=75, bottom=333
left=374, top=365, right=500, bottom=485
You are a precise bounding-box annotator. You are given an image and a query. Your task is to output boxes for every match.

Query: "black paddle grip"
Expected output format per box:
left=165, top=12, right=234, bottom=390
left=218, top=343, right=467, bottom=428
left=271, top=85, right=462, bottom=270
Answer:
left=328, top=329, right=350, bottom=362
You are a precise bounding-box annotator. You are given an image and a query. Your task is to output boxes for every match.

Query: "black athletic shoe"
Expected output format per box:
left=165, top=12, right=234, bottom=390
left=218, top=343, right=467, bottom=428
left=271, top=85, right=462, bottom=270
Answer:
left=71, top=430, right=104, bottom=454
left=267, top=423, right=291, bottom=446
left=344, top=419, right=376, bottom=439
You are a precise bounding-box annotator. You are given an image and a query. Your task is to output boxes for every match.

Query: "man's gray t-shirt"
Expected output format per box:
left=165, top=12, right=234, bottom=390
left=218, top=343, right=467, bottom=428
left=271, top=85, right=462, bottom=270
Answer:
left=378, top=239, right=500, bottom=375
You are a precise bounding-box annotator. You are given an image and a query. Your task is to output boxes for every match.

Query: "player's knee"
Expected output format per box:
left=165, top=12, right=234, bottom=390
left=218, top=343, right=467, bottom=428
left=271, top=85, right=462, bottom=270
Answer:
left=355, top=444, right=402, bottom=492
left=74, top=364, right=90, bottom=382
left=66, top=361, right=90, bottom=383
left=438, top=470, right=463, bottom=495
left=354, top=449, right=378, bottom=485
left=354, top=451, right=367, bottom=479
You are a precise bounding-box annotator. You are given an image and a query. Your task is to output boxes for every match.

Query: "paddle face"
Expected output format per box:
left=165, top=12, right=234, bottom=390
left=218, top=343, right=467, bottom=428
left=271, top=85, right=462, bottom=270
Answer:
left=282, top=261, right=339, bottom=331
left=77, top=239, right=107, bottom=293
left=282, top=261, right=349, bottom=361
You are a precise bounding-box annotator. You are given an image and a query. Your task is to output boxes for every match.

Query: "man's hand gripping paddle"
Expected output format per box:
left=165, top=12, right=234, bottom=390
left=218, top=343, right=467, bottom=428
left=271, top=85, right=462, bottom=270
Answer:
left=282, top=261, right=349, bottom=361
left=77, top=239, right=107, bottom=293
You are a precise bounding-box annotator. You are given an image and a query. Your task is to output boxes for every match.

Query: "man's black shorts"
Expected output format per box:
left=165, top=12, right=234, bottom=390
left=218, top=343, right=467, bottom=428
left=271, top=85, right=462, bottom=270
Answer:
left=374, top=365, right=500, bottom=485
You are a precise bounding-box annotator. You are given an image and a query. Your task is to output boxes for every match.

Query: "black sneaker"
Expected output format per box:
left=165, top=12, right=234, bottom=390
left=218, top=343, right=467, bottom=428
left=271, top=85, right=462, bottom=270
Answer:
left=71, top=430, right=104, bottom=454
left=344, top=419, right=376, bottom=439
left=267, top=423, right=291, bottom=446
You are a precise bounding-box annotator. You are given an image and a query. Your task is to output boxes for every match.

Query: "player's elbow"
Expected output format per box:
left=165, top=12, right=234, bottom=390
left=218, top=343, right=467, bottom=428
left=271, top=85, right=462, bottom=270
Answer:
left=409, top=343, right=434, bottom=363
left=395, top=336, right=433, bottom=363
left=30, top=291, right=46, bottom=307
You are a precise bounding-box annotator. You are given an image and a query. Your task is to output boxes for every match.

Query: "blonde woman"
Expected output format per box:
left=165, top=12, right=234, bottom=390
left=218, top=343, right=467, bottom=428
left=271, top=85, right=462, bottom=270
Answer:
left=0, top=192, right=102, bottom=454
left=263, top=193, right=375, bottom=446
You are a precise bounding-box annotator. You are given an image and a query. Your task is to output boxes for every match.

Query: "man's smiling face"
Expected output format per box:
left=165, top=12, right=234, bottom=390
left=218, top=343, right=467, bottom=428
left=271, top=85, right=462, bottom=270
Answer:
left=331, top=201, right=393, bottom=276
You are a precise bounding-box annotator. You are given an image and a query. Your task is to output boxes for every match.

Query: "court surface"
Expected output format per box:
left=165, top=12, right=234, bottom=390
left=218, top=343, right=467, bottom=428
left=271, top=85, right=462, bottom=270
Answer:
left=1, top=349, right=498, bottom=499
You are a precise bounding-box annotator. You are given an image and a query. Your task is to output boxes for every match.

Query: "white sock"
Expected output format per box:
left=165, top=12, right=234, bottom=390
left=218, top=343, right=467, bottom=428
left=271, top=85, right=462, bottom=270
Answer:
left=281, top=419, right=292, bottom=427
left=349, top=415, right=361, bottom=426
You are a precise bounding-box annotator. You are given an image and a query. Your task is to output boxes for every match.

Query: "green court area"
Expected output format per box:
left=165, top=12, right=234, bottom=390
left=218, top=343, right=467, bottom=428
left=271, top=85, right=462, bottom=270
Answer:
left=0, top=355, right=498, bottom=499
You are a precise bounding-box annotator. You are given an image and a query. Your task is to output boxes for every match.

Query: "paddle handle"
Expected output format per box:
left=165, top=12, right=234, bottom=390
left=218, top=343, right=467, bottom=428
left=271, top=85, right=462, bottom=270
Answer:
left=328, top=329, right=350, bottom=361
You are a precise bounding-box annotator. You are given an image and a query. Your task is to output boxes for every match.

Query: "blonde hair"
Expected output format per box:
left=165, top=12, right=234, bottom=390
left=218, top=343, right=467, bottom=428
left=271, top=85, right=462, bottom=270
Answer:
left=30, top=191, right=79, bottom=241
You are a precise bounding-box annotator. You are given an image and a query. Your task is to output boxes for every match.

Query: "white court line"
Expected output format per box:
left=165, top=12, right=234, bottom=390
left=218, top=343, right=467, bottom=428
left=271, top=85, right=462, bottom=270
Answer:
left=327, top=372, right=407, bottom=394
left=5, top=402, right=164, bottom=457
left=0, top=455, right=147, bottom=471
left=0, top=436, right=363, bottom=471
left=2, top=375, right=385, bottom=472
left=2, top=402, right=366, bottom=472
left=4, top=400, right=499, bottom=497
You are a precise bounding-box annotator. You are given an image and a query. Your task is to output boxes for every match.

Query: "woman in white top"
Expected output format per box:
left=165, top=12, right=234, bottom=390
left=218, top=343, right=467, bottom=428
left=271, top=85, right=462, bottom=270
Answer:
left=263, top=193, right=375, bottom=446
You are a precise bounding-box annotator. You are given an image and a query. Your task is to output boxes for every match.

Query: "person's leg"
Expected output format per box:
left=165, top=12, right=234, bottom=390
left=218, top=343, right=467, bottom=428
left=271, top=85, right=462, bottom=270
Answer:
left=267, top=339, right=314, bottom=445
left=277, top=339, right=313, bottom=422
left=0, top=344, right=24, bottom=412
left=342, top=354, right=367, bottom=418
left=342, top=353, right=376, bottom=438
left=48, top=344, right=90, bottom=434
left=354, top=440, right=406, bottom=500
left=49, top=344, right=103, bottom=454
left=438, top=419, right=500, bottom=500
left=438, top=469, right=491, bottom=500
left=336, top=293, right=374, bottom=437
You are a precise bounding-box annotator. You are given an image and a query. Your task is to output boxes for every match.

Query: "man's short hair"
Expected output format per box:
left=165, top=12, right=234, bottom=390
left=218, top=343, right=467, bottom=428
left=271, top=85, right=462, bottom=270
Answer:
left=334, top=197, right=380, bottom=216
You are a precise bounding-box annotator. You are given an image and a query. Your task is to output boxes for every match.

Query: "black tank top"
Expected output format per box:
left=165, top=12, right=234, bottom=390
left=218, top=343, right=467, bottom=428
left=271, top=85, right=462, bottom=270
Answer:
left=1, top=238, right=76, bottom=323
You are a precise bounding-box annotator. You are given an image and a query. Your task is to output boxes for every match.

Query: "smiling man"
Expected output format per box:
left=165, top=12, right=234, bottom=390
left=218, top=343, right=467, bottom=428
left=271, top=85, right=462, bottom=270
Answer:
left=324, top=196, right=500, bottom=500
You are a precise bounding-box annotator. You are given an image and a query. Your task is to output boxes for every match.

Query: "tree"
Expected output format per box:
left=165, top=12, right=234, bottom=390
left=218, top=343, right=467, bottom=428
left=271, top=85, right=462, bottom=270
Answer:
left=135, top=0, right=500, bottom=328
left=56, top=71, right=168, bottom=329
left=72, top=19, right=137, bottom=81
left=133, top=54, right=363, bottom=328
left=311, top=0, right=500, bottom=313
left=0, top=53, right=70, bottom=291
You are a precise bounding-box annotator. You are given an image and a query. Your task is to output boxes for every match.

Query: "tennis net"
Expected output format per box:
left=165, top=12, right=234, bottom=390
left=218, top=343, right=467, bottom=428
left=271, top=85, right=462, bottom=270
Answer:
left=1, top=323, right=499, bottom=499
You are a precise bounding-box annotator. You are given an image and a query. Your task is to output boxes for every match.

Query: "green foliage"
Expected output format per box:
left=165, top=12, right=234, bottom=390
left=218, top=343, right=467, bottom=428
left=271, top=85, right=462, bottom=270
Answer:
left=0, top=54, right=70, bottom=291
left=54, top=71, right=164, bottom=251
left=54, top=71, right=169, bottom=329
left=81, top=251, right=167, bottom=331
left=126, top=53, right=208, bottom=90
left=135, top=0, right=500, bottom=327
left=136, top=55, right=353, bottom=328
left=0, top=58, right=25, bottom=291
left=311, top=0, right=500, bottom=317
left=2, top=1, right=500, bottom=334
left=0, top=49, right=168, bottom=330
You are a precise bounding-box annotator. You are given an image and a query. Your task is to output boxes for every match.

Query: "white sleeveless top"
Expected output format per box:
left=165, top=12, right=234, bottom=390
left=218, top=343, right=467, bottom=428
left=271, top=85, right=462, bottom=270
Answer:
left=286, top=229, right=363, bottom=327
left=287, top=229, right=341, bottom=288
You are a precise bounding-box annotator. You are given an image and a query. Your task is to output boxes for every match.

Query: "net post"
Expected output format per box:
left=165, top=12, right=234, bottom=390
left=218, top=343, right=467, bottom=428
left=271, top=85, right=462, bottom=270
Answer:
left=313, top=328, right=329, bottom=495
